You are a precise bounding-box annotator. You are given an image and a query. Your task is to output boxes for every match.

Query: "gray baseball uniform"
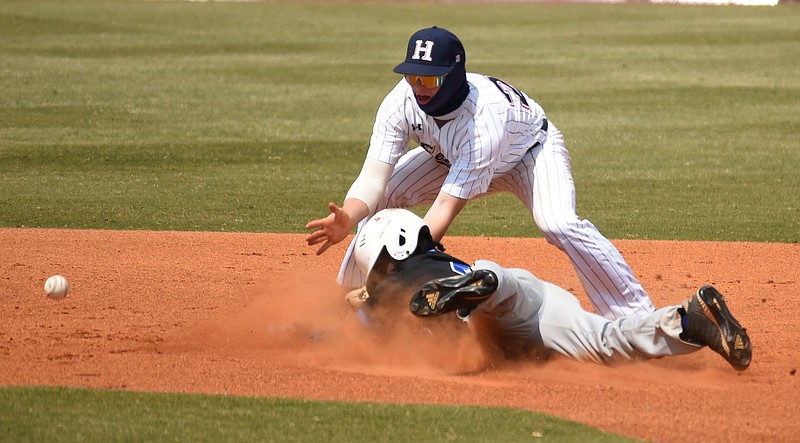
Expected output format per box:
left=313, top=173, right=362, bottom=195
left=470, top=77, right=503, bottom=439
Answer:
left=469, top=260, right=697, bottom=362
left=356, top=208, right=750, bottom=371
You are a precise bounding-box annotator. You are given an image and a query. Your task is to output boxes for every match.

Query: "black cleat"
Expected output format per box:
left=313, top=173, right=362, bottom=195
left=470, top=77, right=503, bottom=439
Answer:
left=682, top=285, right=752, bottom=371
left=410, top=269, right=498, bottom=317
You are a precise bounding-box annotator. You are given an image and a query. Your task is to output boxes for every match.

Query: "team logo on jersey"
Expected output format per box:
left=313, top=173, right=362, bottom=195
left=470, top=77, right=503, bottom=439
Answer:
left=412, top=40, right=434, bottom=62
left=421, top=143, right=451, bottom=168
left=411, top=123, right=422, bottom=131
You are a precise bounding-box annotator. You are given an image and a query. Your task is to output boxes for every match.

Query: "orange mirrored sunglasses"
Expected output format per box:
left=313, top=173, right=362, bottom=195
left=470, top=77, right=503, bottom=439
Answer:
left=404, top=74, right=447, bottom=88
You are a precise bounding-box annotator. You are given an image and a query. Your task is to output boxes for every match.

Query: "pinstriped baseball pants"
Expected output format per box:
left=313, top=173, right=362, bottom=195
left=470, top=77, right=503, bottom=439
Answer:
left=338, top=124, right=656, bottom=320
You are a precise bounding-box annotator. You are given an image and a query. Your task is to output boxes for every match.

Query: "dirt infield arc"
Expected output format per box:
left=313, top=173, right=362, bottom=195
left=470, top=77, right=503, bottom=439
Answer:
left=2, top=228, right=798, bottom=442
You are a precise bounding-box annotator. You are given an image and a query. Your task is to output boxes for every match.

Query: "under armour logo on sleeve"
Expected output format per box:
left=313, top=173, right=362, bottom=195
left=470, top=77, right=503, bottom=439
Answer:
left=412, top=40, right=434, bottom=61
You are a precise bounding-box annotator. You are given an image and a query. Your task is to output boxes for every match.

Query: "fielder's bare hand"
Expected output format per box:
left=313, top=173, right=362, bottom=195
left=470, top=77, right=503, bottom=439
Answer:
left=305, top=202, right=353, bottom=255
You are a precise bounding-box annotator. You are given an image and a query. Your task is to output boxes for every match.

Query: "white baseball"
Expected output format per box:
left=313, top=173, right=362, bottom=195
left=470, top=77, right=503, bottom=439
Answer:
left=44, top=275, right=69, bottom=299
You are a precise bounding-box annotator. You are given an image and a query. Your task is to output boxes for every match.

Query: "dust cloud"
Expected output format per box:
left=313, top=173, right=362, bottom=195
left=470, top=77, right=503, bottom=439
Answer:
left=180, top=270, right=489, bottom=377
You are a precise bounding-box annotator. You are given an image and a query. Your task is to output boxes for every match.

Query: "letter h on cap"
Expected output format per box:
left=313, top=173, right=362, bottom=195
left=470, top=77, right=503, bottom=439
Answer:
left=411, top=40, right=434, bottom=62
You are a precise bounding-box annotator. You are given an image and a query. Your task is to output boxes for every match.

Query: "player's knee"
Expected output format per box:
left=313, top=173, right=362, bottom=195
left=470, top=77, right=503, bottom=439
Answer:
left=538, top=218, right=587, bottom=249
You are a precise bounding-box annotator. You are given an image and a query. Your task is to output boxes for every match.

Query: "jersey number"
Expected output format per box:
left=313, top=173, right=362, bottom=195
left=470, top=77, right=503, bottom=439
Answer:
left=488, top=76, right=529, bottom=108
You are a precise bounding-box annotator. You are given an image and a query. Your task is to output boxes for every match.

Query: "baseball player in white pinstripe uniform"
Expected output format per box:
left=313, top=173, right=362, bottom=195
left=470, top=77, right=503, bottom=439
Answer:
left=306, top=26, right=655, bottom=320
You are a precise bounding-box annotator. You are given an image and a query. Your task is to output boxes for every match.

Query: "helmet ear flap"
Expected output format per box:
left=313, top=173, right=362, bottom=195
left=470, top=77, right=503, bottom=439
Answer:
left=416, top=225, right=436, bottom=251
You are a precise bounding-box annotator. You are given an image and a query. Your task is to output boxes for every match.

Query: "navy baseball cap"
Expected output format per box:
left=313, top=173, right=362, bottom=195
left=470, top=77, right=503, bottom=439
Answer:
left=393, top=27, right=465, bottom=76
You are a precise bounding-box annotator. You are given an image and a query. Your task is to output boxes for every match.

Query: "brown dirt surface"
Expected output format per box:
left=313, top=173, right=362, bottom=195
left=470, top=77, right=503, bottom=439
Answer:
left=2, top=228, right=798, bottom=442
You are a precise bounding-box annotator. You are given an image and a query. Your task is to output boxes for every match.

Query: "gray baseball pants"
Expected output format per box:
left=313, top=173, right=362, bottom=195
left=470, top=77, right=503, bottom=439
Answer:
left=469, top=260, right=698, bottom=363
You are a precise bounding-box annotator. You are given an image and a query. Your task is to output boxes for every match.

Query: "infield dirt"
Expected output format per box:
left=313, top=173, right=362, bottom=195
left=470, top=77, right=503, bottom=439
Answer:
left=2, top=228, right=798, bottom=442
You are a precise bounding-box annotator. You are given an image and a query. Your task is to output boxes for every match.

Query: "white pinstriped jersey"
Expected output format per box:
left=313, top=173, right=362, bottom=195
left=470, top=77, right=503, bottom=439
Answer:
left=367, top=73, right=549, bottom=200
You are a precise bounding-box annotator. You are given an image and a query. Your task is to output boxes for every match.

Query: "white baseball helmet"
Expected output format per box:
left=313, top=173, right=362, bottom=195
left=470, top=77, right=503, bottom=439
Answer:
left=354, top=208, right=427, bottom=275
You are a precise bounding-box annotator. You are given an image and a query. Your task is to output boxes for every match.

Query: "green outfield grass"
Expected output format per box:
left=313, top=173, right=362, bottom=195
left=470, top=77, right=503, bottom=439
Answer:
left=0, top=386, right=640, bottom=443
left=1, top=0, right=798, bottom=240
left=1, top=1, right=797, bottom=441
